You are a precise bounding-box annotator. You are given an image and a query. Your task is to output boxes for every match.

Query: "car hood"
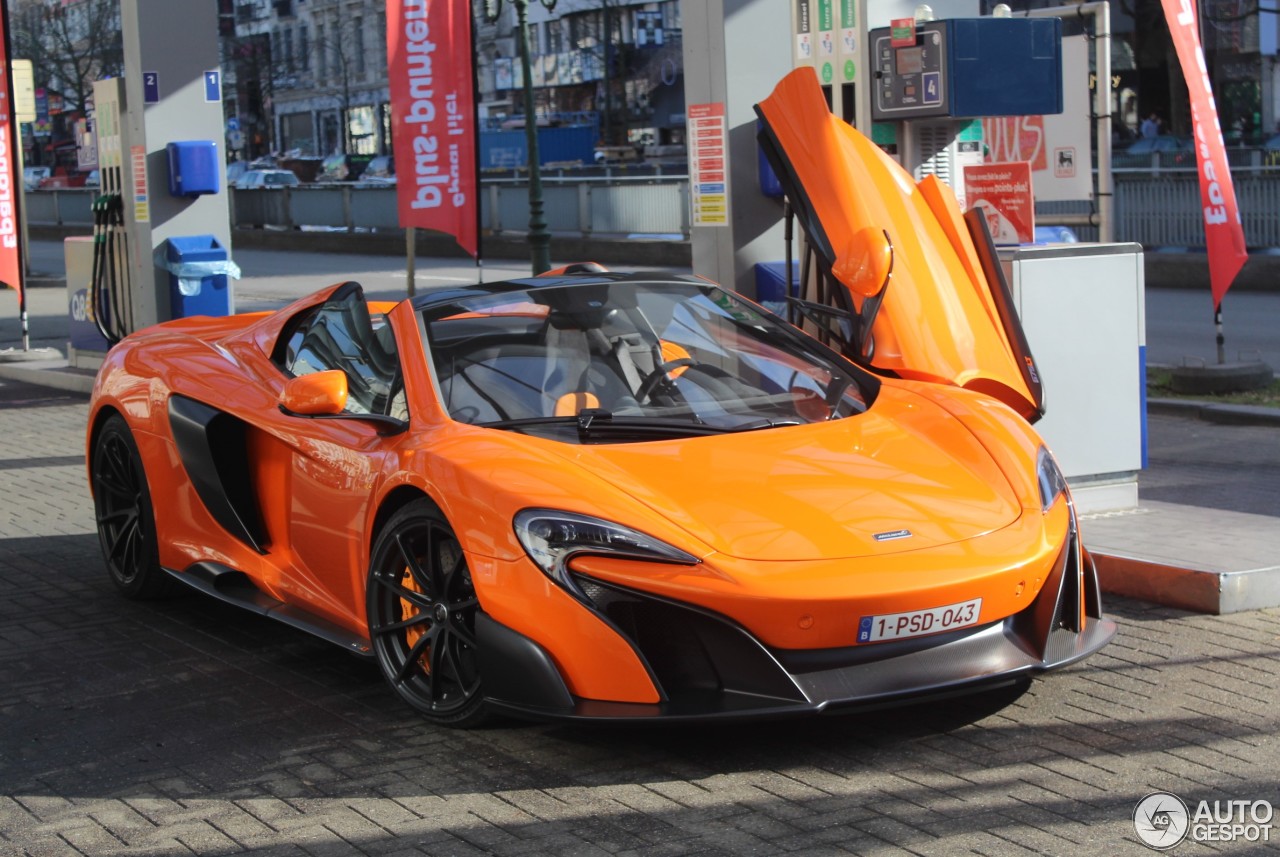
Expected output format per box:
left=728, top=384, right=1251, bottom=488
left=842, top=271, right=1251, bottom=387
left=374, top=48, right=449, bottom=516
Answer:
left=538, top=386, right=1022, bottom=562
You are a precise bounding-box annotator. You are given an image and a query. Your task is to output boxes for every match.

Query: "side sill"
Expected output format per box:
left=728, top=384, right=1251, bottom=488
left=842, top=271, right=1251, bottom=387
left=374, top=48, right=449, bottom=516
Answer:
left=165, top=562, right=372, bottom=657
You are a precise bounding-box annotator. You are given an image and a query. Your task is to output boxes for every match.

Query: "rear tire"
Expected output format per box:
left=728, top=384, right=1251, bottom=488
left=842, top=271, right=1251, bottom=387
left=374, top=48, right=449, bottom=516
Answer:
left=91, top=414, right=172, bottom=599
left=366, top=499, right=488, bottom=728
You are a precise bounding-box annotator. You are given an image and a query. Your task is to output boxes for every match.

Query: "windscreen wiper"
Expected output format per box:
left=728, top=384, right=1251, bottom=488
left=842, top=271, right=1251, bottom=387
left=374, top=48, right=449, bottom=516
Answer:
left=477, top=409, right=730, bottom=440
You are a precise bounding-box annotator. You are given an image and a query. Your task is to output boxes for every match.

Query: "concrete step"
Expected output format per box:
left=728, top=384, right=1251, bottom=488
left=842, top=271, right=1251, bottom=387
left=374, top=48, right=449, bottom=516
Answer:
left=1085, top=500, right=1280, bottom=614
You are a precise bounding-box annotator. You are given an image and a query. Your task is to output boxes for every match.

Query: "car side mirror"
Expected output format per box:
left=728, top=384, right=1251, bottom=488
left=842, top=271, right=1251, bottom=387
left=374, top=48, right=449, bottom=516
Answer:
left=831, top=227, right=892, bottom=299
left=279, top=370, right=348, bottom=416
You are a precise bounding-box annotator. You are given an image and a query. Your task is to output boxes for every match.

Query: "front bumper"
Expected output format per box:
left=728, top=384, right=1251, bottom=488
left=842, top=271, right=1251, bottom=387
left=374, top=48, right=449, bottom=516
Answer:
left=477, top=524, right=1117, bottom=723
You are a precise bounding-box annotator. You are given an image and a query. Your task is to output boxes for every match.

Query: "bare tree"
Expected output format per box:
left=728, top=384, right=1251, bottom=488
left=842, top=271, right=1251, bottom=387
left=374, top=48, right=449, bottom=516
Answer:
left=311, top=13, right=370, bottom=155
left=224, top=29, right=297, bottom=159
left=10, top=0, right=123, bottom=115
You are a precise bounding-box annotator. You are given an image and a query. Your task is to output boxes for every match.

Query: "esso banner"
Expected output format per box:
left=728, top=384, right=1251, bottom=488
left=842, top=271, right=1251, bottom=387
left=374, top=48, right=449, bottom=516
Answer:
left=387, top=0, right=478, bottom=258
left=1162, top=0, right=1247, bottom=308
left=0, top=10, right=22, bottom=301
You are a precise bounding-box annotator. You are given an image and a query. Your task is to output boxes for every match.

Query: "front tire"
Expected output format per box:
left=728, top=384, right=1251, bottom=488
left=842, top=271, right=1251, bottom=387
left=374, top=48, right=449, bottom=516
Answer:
left=91, top=414, right=171, bottom=599
left=366, top=499, right=488, bottom=728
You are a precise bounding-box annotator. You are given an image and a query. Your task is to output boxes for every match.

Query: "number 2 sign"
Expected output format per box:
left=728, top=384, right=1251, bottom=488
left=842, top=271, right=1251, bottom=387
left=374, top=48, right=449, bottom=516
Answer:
left=143, top=71, right=159, bottom=104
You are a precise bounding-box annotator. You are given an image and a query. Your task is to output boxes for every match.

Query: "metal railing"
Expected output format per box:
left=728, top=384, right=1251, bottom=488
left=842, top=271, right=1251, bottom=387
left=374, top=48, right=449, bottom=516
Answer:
left=16, top=176, right=692, bottom=239
left=27, top=166, right=1280, bottom=248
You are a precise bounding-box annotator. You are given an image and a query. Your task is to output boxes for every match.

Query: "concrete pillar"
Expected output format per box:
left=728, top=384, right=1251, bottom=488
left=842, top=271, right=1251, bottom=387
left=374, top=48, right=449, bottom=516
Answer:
left=680, top=0, right=793, bottom=298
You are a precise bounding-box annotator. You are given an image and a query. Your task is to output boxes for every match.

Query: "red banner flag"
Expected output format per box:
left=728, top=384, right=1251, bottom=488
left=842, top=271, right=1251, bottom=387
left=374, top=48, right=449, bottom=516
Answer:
left=1161, top=0, right=1248, bottom=309
left=387, top=0, right=479, bottom=258
left=0, top=4, right=23, bottom=301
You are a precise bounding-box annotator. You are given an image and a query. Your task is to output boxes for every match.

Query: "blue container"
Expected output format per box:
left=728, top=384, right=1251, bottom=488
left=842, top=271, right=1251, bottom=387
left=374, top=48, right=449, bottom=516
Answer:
left=479, top=126, right=598, bottom=168
left=165, top=235, right=231, bottom=318
left=754, top=260, right=799, bottom=316
left=757, top=121, right=784, bottom=199
left=166, top=141, right=221, bottom=197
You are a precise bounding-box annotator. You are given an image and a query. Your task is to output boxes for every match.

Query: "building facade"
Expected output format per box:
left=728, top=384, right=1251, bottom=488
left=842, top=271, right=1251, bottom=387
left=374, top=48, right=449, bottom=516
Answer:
left=222, top=0, right=390, bottom=160
left=476, top=0, right=686, bottom=147
left=220, top=0, right=684, bottom=163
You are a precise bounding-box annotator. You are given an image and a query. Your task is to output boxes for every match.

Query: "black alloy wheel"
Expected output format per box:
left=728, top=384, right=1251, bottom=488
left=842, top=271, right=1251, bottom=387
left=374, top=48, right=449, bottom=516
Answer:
left=366, top=499, right=487, bottom=727
left=91, top=414, right=171, bottom=599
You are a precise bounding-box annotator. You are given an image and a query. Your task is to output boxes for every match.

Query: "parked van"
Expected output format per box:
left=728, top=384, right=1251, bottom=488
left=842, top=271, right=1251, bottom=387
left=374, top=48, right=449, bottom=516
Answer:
left=317, top=153, right=374, bottom=182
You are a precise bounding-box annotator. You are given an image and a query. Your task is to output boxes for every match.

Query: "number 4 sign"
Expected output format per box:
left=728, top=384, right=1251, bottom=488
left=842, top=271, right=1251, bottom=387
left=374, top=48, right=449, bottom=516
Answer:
left=203, top=70, right=221, bottom=103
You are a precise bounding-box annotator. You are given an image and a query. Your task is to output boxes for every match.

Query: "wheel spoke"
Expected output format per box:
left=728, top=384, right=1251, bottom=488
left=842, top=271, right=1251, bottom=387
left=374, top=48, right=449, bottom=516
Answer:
left=121, top=523, right=139, bottom=574
left=428, top=630, right=448, bottom=701
left=373, top=574, right=433, bottom=610
left=94, top=465, right=134, bottom=501
left=429, top=525, right=453, bottom=595
left=395, top=530, right=434, bottom=596
left=440, top=551, right=468, bottom=600
left=107, top=513, right=140, bottom=562
left=395, top=625, right=435, bottom=684
left=449, top=618, right=477, bottom=648
left=442, top=633, right=467, bottom=686
left=371, top=611, right=433, bottom=635
left=96, top=507, right=136, bottom=526
left=449, top=634, right=482, bottom=696
left=107, top=441, right=135, bottom=492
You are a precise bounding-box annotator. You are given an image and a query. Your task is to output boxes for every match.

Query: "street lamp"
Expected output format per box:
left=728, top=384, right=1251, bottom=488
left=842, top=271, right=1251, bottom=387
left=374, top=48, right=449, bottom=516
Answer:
left=482, top=0, right=556, bottom=274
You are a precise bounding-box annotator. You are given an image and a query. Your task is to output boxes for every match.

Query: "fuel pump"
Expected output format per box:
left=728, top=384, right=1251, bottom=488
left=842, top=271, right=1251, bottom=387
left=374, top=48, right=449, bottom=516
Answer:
left=870, top=15, right=1063, bottom=197
left=68, top=0, right=233, bottom=367
left=87, top=80, right=134, bottom=346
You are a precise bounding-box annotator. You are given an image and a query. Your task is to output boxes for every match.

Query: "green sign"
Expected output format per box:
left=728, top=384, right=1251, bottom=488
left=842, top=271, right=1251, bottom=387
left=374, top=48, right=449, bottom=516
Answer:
left=822, top=62, right=834, bottom=84
left=844, top=59, right=856, bottom=81
left=957, top=119, right=983, bottom=143
left=841, top=0, right=856, bottom=29
left=871, top=123, right=897, bottom=146
left=818, top=0, right=833, bottom=31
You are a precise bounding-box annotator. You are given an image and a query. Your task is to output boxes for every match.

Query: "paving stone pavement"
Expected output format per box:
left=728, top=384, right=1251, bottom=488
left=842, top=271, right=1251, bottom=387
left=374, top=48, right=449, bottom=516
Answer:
left=1, top=379, right=1278, bottom=857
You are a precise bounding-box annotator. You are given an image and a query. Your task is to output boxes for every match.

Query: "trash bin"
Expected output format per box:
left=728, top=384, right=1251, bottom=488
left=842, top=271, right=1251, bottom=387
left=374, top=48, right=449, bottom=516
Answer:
left=158, top=235, right=239, bottom=318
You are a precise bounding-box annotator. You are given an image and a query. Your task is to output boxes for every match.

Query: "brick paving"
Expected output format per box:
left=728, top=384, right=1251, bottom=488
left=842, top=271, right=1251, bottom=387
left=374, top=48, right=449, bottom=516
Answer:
left=1, top=379, right=1278, bottom=856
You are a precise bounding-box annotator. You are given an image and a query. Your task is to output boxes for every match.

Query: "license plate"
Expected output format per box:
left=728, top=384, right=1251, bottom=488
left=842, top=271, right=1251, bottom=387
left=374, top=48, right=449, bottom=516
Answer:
left=857, top=598, right=982, bottom=643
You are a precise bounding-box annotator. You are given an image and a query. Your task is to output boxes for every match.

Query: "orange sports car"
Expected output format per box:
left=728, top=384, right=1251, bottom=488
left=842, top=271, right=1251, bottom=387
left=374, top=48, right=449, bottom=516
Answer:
left=86, top=69, right=1113, bottom=727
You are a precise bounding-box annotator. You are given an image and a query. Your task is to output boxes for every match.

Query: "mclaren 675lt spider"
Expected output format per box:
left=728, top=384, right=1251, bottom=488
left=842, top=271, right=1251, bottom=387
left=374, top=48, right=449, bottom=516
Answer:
left=87, top=69, right=1114, bottom=727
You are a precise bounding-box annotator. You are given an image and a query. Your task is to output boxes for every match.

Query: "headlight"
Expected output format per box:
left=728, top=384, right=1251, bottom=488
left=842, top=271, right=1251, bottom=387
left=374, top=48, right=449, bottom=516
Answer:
left=1036, top=445, right=1068, bottom=513
left=513, top=509, right=700, bottom=590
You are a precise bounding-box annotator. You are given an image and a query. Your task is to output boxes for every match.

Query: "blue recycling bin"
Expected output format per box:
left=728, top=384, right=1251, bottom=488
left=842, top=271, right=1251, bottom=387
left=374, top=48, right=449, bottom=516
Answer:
left=165, top=235, right=231, bottom=318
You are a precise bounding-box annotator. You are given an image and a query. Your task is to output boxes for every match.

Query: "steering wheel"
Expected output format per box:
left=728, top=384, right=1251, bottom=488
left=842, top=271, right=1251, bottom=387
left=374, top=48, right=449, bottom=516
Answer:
left=635, top=358, right=696, bottom=403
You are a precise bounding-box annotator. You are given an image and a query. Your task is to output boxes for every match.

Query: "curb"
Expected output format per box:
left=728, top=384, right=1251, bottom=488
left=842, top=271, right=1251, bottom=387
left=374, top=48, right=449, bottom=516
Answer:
left=0, top=360, right=95, bottom=395
left=1147, top=397, right=1280, bottom=427
left=1145, top=250, right=1280, bottom=292
left=1092, top=550, right=1280, bottom=615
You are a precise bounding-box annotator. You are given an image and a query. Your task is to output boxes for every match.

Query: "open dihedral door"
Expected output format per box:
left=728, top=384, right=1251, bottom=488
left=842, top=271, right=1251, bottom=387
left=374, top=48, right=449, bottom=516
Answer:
left=755, top=67, right=1045, bottom=424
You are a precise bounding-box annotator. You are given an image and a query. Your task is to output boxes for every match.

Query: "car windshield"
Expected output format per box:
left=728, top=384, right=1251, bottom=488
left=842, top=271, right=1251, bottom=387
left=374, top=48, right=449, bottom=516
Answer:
left=421, top=279, right=876, bottom=443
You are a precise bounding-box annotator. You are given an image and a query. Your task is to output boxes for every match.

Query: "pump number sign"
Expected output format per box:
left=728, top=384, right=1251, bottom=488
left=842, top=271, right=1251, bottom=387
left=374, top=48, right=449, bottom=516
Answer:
left=143, top=72, right=159, bottom=104
left=203, top=70, right=221, bottom=103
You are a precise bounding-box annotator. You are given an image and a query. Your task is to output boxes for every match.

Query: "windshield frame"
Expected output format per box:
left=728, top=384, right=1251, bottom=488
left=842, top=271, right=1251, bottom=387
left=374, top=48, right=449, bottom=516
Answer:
left=416, top=275, right=880, bottom=443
